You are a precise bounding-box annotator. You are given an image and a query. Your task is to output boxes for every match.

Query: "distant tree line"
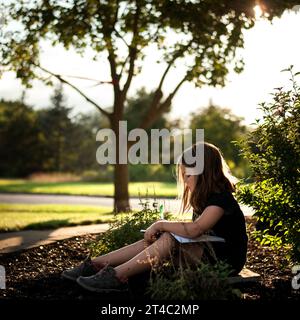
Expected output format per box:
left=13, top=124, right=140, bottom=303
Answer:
left=0, top=85, right=102, bottom=177
left=0, top=85, right=250, bottom=180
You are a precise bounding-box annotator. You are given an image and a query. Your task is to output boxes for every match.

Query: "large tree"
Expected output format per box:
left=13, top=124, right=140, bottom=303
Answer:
left=0, top=0, right=298, bottom=211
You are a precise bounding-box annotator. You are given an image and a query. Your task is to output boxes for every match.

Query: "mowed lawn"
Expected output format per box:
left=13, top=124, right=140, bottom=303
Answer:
left=0, top=204, right=118, bottom=232
left=0, top=179, right=177, bottom=197
left=0, top=204, right=187, bottom=232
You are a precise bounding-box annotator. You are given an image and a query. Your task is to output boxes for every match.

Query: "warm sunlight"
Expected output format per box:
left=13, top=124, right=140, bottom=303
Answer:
left=253, top=4, right=264, bottom=19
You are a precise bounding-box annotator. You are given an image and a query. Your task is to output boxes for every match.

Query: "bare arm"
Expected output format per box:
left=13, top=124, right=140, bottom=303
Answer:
left=144, top=206, right=224, bottom=242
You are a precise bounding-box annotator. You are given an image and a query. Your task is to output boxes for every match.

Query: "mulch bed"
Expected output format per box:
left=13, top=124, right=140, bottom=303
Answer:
left=0, top=217, right=299, bottom=301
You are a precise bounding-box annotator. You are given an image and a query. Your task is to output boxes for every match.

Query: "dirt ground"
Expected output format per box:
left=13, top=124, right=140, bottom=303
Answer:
left=0, top=218, right=299, bottom=301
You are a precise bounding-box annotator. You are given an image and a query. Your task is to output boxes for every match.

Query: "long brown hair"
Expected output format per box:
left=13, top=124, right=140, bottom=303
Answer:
left=176, top=142, right=237, bottom=216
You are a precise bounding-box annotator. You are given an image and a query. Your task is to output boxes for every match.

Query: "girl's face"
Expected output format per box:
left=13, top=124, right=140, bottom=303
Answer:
left=182, top=166, right=198, bottom=192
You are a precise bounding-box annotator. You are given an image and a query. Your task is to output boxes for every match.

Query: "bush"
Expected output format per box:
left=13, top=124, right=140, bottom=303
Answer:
left=236, top=66, right=300, bottom=262
left=81, top=164, right=175, bottom=183
left=28, top=172, right=81, bottom=182
left=129, top=164, right=175, bottom=182
left=81, top=166, right=114, bottom=182
left=147, top=261, right=240, bottom=300
left=89, top=197, right=171, bottom=256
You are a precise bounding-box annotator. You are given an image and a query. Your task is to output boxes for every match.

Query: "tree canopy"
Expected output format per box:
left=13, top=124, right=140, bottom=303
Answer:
left=1, top=1, right=298, bottom=122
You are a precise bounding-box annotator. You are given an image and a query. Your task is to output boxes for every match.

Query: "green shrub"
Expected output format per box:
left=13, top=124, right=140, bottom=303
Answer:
left=81, top=166, right=114, bottom=182
left=89, top=198, right=171, bottom=256
left=147, top=261, right=240, bottom=300
left=236, top=66, right=300, bottom=262
left=81, top=164, right=175, bottom=183
left=129, top=163, right=175, bottom=182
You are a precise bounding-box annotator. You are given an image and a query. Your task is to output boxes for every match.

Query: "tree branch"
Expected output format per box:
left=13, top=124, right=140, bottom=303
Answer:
left=165, top=73, right=188, bottom=103
left=106, top=38, right=120, bottom=92
left=35, top=64, right=112, bottom=119
left=105, top=0, right=122, bottom=97
left=113, top=27, right=130, bottom=48
left=135, top=40, right=194, bottom=131
left=121, top=1, right=141, bottom=97
left=112, top=0, right=130, bottom=71
left=158, top=39, right=193, bottom=91
left=62, top=74, right=112, bottom=84
left=119, top=54, right=129, bottom=81
left=111, top=27, right=130, bottom=81
left=139, top=73, right=189, bottom=130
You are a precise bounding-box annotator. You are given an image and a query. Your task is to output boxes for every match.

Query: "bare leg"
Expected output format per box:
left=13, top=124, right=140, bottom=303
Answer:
left=92, top=239, right=151, bottom=268
left=173, top=242, right=204, bottom=268
left=114, top=232, right=177, bottom=279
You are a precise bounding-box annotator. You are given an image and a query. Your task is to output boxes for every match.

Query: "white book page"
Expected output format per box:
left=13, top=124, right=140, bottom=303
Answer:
left=170, top=233, right=225, bottom=244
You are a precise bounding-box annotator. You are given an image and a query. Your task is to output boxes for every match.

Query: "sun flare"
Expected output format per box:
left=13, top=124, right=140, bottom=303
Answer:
left=253, top=4, right=263, bottom=19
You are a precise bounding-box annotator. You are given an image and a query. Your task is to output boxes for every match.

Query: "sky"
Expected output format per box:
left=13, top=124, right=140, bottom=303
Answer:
left=0, top=7, right=300, bottom=127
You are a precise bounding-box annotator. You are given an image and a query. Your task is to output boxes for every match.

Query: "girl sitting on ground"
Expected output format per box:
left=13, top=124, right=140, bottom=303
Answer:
left=61, top=142, right=248, bottom=293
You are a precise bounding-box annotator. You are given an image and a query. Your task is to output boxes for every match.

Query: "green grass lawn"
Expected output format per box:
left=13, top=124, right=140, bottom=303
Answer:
left=0, top=202, right=190, bottom=232
left=0, top=204, right=118, bottom=232
left=0, top=179, right=177, bottom=197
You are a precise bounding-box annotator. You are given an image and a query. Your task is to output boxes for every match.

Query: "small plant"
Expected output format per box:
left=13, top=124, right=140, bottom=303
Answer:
left=147, top=261, right=240, bottom=300
left=89, top=195, right=171, bottom=256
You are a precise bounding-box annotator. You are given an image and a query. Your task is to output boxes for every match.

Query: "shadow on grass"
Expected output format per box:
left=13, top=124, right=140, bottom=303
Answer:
left=23, top=219, right=111, bottom=231
left=0, top=181, right=112, bottom=196
left=24, top=219, right=71, bottom=231
left=0, top=218, right=115, bottom=233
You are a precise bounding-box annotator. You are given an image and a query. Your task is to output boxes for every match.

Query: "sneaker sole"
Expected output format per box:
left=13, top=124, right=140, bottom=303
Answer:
left=61, top=272, right=77, bottom=282
left=76, top=278, right=128, bottom=293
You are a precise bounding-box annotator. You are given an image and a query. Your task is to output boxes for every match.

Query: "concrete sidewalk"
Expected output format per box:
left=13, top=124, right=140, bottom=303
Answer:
left=0, top=223, right=110, bottom=254
left=0, top=193, right=255, bottom=216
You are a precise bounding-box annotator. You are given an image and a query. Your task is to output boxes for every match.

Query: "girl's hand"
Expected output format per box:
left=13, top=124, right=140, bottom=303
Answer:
left=144, top=221, right=164, bottom=243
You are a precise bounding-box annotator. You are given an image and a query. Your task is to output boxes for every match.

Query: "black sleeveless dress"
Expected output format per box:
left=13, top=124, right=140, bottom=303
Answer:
left=192, top=191, right=248, bottom=275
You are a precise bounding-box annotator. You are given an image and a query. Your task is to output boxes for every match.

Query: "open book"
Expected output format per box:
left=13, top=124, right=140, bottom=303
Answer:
left=170, top=233, right=225, bottom=244
left=140, top=230, right=225, bottom=243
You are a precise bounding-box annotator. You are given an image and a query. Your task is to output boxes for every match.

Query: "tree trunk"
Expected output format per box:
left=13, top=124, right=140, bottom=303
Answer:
left=114, top=162, right=130, bottom=213
left=111, top=102, right=131, bottom=213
